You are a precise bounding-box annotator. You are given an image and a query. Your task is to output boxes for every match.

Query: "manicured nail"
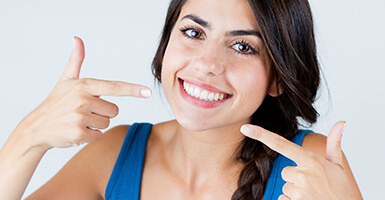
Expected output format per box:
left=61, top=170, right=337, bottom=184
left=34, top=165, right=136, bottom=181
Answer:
left=72, top=36, right=76, bottom=48
left=241, top=125, right=252, bottom=136
left=341, top=121, right=347, bottom=136
left=140, top=89, right=151, bottom=97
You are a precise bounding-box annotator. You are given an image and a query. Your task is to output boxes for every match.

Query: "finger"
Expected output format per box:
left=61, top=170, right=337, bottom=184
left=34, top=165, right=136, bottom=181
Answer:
left=80, top=128, right=103, bottom=144
left=281, top=166, right=298, bottom=183
left=241, top=125, right=306, bottom=165
left=282, top=183, right=296, bottom=199
left=325, top=121, right=346, bottom=166
left=80, top=78, right=152, bottom=97
left=88, top=97, right=119, bottom=118
left=60, top=36, right=85, bottom=81
left=278, top=194, right=291, bottom=200
left=83, top=113, right=111, bottom=130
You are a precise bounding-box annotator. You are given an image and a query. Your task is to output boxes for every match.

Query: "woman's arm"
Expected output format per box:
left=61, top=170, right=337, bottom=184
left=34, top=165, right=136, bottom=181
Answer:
left=25, top=125, right=129, bottom=200
left=0, top=128, right=47, bottom=200
left=0, top=37, right=150, bottom=200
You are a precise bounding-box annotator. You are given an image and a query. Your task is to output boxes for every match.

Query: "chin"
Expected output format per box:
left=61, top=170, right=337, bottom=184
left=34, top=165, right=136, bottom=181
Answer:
left=175, top=117, right=212, bottom=132
left=174, top=111, right=227, bottom=132
left=174, top=111, right=247, bottom=133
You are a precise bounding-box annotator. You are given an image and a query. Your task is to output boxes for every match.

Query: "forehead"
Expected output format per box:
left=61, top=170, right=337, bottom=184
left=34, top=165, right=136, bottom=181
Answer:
left=179, top=0, right=258, bottom=30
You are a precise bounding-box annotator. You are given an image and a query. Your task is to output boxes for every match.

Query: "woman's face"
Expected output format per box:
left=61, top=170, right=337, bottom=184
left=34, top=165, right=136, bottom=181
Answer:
left=161, top=0, right=276, bottom=131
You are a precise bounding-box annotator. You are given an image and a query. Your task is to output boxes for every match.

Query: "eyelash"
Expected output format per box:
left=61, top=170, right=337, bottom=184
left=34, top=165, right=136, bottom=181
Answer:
left=179, top=25, right=204, bottom=40
left=230, top=40, right=258, bottom=56
left=179, top=26, right=258, bottom=56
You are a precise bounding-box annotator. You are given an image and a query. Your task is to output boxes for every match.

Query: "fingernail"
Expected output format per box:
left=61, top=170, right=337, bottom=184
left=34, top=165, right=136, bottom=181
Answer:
left=241, top=125, right=252, bottom=136
left=140, top=89, right=151, bottom=97
left=341, top=121, right=347, bottom=136
left=72, top=36, right=76, bottom=48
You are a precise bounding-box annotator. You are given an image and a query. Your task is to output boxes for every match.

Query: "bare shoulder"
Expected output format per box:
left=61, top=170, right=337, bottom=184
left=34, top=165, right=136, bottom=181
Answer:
left=27, top=125, right=130, bottom=200
left=80, top=125, right=131, bottom=197
left=301, top=132, right=327, bottom=157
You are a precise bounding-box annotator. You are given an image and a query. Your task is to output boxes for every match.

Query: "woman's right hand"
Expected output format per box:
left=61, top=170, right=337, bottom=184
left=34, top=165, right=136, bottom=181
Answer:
left=14, top=36, right=152, bottom=151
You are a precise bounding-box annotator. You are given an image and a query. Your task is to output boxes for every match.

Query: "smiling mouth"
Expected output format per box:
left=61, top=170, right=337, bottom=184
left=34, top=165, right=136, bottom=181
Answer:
left=179, top=78, right=232, bottom=102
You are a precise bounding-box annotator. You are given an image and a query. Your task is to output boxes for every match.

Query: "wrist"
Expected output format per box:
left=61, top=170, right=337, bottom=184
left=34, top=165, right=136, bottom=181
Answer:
left=6, top=127, right=49, bottom=159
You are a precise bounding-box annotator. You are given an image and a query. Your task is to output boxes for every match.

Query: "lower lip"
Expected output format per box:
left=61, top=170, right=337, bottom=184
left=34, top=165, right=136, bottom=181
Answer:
left=179, top=79, right=231, bottom=108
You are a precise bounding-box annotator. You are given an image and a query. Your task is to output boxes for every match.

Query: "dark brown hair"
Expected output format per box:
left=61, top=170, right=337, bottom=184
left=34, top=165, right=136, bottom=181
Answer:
left=151, top=0, right=320, bottom=199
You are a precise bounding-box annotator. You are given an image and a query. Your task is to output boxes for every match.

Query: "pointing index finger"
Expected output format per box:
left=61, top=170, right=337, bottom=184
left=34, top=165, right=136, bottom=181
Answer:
left=80, top=78, right=152, bottom=98
left=241, top=125, right=306, bottom=165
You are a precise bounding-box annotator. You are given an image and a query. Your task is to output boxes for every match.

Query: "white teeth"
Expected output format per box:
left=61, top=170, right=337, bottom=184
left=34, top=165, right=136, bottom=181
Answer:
left=214, top=93, right=220, bottom=101
left=193, top=87, right=201, bottom=98
left=182, top=81, right=229, bottom=101
left=207, top=92, right=214, bottom=101
left=187, top=85, right=194, bottom=95
left=199, top=90, right=209, bottom=100
left=183, top=81, right=189, bottom=91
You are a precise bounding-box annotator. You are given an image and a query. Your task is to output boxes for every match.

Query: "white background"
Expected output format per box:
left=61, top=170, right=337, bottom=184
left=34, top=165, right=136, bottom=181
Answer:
left=0, top=0, right=384, bottom=199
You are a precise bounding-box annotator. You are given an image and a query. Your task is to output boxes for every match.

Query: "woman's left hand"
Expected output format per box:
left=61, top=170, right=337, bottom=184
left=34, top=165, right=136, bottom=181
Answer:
left=240, top=121, right=362, bottom=200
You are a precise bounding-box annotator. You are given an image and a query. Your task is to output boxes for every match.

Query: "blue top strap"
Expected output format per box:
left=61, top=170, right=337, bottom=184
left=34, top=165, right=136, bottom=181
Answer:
left=263, top=129, right=313, bottom=200
left=105, top=123, right=152, bottom=200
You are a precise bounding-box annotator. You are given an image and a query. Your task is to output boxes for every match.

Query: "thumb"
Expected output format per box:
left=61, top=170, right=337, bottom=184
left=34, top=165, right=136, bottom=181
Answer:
left=325, top=121, right=346, bottom=166
left=59, top=36, right=85, bottom=81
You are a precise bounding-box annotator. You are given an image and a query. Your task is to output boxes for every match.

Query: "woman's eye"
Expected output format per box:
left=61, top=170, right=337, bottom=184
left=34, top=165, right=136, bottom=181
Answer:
left=180, top=27, right=204, bottom=40
left=185, top=29, right=202, bottom=39
left=231, top=42, right=257, bottom=55
left=234, top=43, right=250, bottom=52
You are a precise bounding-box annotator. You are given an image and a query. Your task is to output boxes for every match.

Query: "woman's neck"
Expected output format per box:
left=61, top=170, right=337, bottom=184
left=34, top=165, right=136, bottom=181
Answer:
left=163, top=120, right=247, bottom=188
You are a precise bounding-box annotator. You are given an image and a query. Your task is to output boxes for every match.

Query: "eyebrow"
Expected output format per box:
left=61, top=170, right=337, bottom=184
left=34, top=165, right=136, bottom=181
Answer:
left=182, top=14, right=211, bottom=29
left=226, top=30, right=262, bottom=38
left=181, top=14, right=262, bottom=39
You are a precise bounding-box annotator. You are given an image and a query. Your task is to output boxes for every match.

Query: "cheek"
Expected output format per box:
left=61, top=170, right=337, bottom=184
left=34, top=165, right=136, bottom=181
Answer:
left=161, top=35, right=191, bottom=84
left=229, top=60, right=272, bottom=108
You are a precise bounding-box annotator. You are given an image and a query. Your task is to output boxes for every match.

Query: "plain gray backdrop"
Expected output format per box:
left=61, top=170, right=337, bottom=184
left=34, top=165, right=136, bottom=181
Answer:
left=0, top=0, right=384, bottom=199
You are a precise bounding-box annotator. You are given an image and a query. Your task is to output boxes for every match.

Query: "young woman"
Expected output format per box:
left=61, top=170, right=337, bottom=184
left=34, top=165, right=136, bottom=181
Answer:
left=0, top=0, right=363, bottom=199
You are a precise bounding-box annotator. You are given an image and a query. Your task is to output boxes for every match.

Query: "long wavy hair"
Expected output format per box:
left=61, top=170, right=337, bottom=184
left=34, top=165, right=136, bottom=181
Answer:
left=151, top=0, right=320, bottom=199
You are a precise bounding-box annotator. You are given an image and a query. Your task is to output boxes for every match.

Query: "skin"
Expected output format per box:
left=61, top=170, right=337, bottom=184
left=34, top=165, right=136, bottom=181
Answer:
left=161, top=0, right=277, bottom=132
left=0, top=0, right=362, bottom=199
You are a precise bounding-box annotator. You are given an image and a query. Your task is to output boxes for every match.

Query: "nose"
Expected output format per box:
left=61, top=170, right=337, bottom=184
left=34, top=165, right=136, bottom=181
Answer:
left=195, top=43, right=225, bottom=76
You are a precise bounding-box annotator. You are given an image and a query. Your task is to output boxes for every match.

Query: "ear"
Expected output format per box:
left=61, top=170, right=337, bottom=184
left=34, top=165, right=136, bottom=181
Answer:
left=267, top=77, right=283, bottom=97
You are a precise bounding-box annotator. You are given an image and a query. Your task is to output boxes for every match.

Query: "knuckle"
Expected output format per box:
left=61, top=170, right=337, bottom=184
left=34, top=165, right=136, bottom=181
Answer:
left=296, top=170, right=307, bottom=184
left=316, top=160, right=329, bottom=175
left=273, top=136, right=285, bottom=150
left=292, top=190, right=306, bottom=200
left=70, top=129, right=85, bottom=143
left=109, top=82, right=122, bottom=94
left=306, top=151, right=322, bottom=165
left=74, top=97, right=89, bottom=111
left=129, top=86, right=139, bottom=96
left=74, top=113, right=87, bottom=125
left=73, top=79, right=87, bottom=90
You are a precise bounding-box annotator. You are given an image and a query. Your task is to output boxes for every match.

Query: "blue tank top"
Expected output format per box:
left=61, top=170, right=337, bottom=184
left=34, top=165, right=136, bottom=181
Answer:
left=105, top=123, right=312, bottom=200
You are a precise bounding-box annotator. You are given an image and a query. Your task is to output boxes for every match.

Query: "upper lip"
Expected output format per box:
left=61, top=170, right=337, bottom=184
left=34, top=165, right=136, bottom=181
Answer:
left=179, top=78, right=232, bottom=95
